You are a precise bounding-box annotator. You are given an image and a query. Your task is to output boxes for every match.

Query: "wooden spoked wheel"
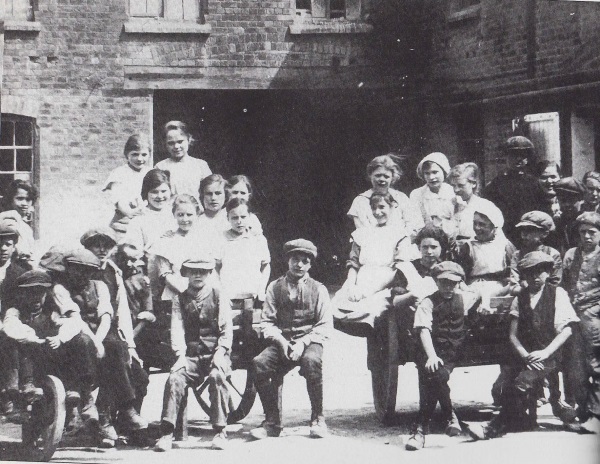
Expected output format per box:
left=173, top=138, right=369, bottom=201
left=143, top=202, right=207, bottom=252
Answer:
left=21, top=375, right=66, bottom=462
left=192, top=368, right=257, bottom=424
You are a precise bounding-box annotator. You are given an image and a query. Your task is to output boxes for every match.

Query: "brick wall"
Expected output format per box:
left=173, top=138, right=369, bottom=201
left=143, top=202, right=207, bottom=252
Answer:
left=428, top=0, right=600, bottom=96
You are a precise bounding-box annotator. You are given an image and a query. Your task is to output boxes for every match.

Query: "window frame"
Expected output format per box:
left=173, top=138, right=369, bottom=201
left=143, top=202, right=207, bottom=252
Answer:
left=0, top=114, right=40, bottom=238
left=295, top=0, right=362, bottom=21
left=129, top=0, right=205, bottom=23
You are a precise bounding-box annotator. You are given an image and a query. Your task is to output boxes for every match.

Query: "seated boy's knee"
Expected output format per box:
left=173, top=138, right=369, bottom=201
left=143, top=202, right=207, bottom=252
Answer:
left=299, top=351, right=322, bottom=378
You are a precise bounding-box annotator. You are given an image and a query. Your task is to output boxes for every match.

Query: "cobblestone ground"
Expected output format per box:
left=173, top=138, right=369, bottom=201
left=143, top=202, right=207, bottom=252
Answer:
left=1, top=329, right=598, bottom=463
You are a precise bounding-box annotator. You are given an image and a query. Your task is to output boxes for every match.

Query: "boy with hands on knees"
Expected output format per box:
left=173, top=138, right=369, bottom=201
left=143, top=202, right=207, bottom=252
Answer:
left=467, top=251, right=578, bottom=440
left=250, top=239, right=332, bottom=440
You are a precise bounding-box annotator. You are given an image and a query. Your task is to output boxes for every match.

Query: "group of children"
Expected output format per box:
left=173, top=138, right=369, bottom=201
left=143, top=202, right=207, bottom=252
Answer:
left=0, top=120, right=333, bottom=453
left=338, top=146, right=600, bottom=450
left=0, top=125, right=599, bottom=456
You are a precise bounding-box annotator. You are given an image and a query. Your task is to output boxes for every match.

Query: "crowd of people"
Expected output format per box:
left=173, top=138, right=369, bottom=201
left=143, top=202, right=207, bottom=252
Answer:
left=0, top=121, right=598, bottom=455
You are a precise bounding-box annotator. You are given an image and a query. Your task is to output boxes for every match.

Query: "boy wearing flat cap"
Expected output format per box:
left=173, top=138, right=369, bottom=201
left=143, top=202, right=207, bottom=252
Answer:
left=2, top=270, right=98, bottom=414
left=81, top=228, right=149, bottom=444
left=561, top=212, right=600, bottom=433
left=406, top=261, right=480, bottom=451
left=510, top=211, right=562, bottom=292
left=155, top=257, right=233, bottom=452
left=250, top=239, right=332, bottom=440
left=49, top=249, right=147, bottom=443
left=468, top=251, right=578, bottom=440
left=0, top=219, right=33, bottom=413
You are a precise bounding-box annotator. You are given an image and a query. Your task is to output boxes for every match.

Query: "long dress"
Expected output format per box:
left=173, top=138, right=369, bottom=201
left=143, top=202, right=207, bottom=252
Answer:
left=332, top=224, right=411, bottom=328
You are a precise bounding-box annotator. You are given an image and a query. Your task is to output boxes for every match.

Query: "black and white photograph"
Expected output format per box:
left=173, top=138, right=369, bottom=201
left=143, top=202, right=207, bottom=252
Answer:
left=0, top=0, right=598, bottom=462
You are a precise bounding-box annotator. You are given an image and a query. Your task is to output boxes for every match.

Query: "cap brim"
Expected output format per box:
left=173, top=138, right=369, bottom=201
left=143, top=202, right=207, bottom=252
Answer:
left=65, top=260, right=100, bottom=268
left=285, top=248, right=316, bottom=258
left=435, top=272, right=462, bottom=282
left=18, top=283, right=52, bottom=288
left=515, top=221, right=544, bottom=229
left=181, top=264, right=214, bottom=270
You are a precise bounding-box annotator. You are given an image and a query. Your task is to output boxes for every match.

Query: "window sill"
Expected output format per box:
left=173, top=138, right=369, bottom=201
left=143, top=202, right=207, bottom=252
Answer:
left=289, top=20, right=373, bottom=35
left=447, top=4, right=481, bottom=24
left=123, top=20, right=211, bottom=35
left=4, top=21, right=42, bottom=32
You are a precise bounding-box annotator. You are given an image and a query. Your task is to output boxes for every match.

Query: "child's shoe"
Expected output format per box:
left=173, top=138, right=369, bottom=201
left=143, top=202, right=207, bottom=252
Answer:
left=405, top=426, right=425, bottom=451
left=21, top=382, right=43, bottom=404
left=578, top=416, right=600, bottom=434
left=444, top=411, right=462, bottom=437
left=211, top=430, right=228, bottom=450
left=249, top=421, right=282, bottom=440
left=154, top=433, right=173, bottom=452
left=98, top=411, right=118, bottom=448
left=80, top=391, right=99, bottom=426
left=550, top=399, right=578, bottom=423
left=120, top=406, right=148, bottom=431
left=309, top=417, right=328, bottom=438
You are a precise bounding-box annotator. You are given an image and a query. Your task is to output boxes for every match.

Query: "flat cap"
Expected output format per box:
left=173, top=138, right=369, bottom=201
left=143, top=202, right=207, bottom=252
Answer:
left=0, top=219, right=19, bottom=237
left=181, top=258, right=215, bottom=271
left=64, top=249, right=101, bottom=268
left=14, top=270, right=52, bottom=288
left=576, top=211, right=600, bottom=230
left=518, top=251, right=554, bottom=272
left=505, top=136, right=534, bottom=152
left=555, top=177, right=584, bottom=196
left=431, top=261, right=465, bottom=282
left=283, top=239, right=317, bottom=259
left=516, top=211, right=555, bottom=232
left=80, top=227, right=118, bottom=247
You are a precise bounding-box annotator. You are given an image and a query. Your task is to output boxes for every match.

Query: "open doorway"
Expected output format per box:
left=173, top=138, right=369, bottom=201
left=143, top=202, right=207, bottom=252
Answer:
left=154, top=89, right=414, bottom=284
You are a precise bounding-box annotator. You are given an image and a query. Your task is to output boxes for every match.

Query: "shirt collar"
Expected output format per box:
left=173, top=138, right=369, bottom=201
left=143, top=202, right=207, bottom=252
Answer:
left=285, top=272, right=309, bottom=286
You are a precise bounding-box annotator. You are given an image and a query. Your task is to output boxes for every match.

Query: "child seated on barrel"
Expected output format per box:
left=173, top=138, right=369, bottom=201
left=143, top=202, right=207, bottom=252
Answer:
left=467, top=251, right=578, bottom=440
left=154, top=257, right=233, bottom=452
left=406, top=261, right=480, bottom=451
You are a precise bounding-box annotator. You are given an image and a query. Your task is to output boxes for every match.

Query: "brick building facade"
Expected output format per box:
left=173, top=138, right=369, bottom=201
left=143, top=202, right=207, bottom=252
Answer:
left=0, top=0, right=599, bottom=282
left=422, top=0, right=600, bottom=185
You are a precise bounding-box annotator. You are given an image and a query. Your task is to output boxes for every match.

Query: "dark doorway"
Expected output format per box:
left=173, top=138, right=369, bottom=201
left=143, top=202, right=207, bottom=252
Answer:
left=154, top=89, right=415, bottom=284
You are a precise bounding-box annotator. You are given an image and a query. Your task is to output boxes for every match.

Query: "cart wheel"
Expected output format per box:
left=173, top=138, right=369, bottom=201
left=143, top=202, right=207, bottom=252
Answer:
left=192, top=368, right=257, bottom=424
left=21, top=375, right=66, bottom=462
left=369, top=313, right=399, bottom=424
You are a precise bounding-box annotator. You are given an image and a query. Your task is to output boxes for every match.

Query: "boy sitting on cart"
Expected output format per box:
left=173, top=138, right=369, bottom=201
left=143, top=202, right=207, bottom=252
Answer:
left=154, top=257, right=233, bottom=452
left=2, top=270, right=98, bottom=419
left=467, top=251, right=578, bottom=440
left=250, top=239, right=333, bottom=440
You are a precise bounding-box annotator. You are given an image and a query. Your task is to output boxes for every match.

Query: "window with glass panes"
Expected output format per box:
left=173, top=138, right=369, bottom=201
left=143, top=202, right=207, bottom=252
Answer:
left=0, top=116, right=38, bottom=229
left=296, top=0, right=360, bottom=20
left=4, top=0, right=35, bottom=20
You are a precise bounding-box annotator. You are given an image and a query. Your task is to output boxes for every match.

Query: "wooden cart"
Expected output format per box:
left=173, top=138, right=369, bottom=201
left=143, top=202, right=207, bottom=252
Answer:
left=335, top=296, right=515, bottom=423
